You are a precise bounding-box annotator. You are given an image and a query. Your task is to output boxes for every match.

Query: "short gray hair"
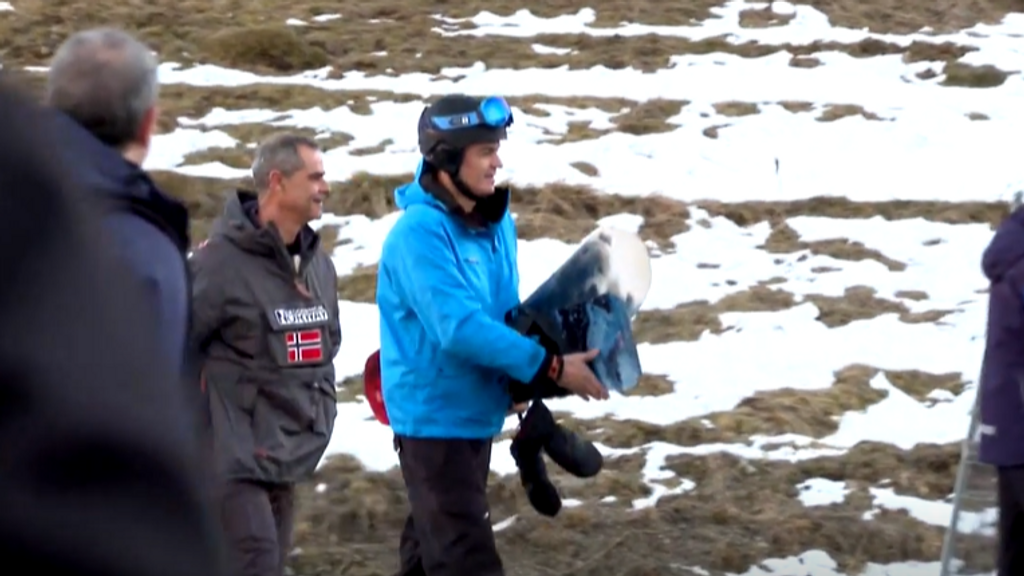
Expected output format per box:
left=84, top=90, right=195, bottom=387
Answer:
left=251, top=133, right=320, bottom=192
left=46, top=28, right=159, bottom=148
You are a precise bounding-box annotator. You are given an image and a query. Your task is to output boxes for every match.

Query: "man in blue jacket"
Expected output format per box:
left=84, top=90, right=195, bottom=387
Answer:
left=979, top=205, right=1024, bottom=576
left=376, top=94, right=608, bottom=576
left=44, top=29, right=192, bottom=388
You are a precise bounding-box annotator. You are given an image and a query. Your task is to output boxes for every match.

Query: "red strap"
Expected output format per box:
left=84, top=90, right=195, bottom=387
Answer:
left=547, top=355, right=563, bottom=382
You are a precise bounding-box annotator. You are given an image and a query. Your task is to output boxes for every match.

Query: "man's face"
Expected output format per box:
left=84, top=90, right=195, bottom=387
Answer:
left=459, top=141, right=502, bottom=197
left=279, top=145, right=329, bottom=223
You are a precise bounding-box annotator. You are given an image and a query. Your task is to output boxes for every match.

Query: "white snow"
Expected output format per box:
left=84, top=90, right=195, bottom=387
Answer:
left=125, top=0, right=1015, bottom=573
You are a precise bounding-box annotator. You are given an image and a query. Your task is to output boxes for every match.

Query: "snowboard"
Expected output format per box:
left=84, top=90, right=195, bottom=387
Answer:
left=508, top=225, right=652, bottom=394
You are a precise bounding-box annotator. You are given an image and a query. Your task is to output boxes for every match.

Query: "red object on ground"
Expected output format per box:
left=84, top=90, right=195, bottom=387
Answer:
left=364, top=349, right=389, bottom=426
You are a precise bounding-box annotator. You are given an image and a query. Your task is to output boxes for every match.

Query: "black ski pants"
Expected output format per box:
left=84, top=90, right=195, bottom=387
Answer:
left=219, top=480, right=296, bottom=576
left=998, top=465, right=1024, bottom=576
left=394, top=436, right=504, bottom=576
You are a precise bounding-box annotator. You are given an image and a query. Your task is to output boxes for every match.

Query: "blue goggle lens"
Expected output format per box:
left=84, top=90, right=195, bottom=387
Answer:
left=430, top=96, right=513, bottom=131
left=479, top=96, right=512, bottom=127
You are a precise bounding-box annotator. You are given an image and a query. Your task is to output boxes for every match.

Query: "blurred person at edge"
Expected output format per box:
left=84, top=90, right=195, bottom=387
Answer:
left=0, top=77, right=225, bottom=576
left=373, top=94, right=609, bottom=576
left=979, top=203, right=1024, bottom=576
left=189, top=132, right=342, bottom=576
left=44, top=28, right=195, bottom=408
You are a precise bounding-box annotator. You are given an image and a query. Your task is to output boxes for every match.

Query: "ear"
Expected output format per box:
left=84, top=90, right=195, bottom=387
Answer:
left=436, top=167, right=455, bottom=189
left=136, top=105, right=159, bottom=147
left=267, top=169, right=285, bottom=191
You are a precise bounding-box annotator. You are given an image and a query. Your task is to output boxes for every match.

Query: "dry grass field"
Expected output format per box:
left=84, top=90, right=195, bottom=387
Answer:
left=2, top=0, right=1019, bottom=574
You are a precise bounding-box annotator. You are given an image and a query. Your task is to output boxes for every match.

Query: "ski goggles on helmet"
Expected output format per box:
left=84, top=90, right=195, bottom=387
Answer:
left=429, top=96, right=513, bottom=131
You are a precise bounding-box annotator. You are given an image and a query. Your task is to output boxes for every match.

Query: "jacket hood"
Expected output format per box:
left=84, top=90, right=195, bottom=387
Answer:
left=394, top=159, right=441, bottom=211
left=394, top=159, right=510, bottom=227
left=211, top=190, right=320, bottom=266
left=49, top=111, right=190, bottom=252
left=983, top=206, right=1024, bottom=283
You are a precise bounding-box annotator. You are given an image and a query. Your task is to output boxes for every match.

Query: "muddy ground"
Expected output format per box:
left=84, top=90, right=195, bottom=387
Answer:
left=1, top=0, right=1012, bottom=573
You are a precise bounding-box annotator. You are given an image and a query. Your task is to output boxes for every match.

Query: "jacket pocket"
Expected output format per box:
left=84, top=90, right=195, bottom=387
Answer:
left=249, top=379, right=336, bottom=443
left=254, top=382, right=321, bottom=435
left=313, top=378, right=337, bottom=436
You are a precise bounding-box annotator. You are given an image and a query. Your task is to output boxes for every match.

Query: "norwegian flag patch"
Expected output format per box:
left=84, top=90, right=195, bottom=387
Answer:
left=285, top=329, right=323, bottom=364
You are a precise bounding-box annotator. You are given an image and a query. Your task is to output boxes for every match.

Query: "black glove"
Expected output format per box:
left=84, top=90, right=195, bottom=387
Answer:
left=510, top=400, right=607, bottom=518
left=526, top=399, right=604, bottom=478
left=510, top=403, right=562, bottom=517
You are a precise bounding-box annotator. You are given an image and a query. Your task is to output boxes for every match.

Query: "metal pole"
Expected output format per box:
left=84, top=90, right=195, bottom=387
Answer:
left=938, top=393, right=982, bottom=576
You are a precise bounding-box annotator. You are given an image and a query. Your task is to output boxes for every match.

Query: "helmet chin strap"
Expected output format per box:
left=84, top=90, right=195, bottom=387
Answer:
left=450, top=170, right=489, bottom=202
left=434, top=146, right=490, bottom=203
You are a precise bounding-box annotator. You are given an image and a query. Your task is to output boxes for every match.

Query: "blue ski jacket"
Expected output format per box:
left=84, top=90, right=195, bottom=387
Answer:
left=376, top=163, right=549, bottom=439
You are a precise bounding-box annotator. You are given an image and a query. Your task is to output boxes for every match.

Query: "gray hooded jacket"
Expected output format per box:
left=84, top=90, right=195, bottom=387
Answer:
left=189, top=190, right=341, bottom=484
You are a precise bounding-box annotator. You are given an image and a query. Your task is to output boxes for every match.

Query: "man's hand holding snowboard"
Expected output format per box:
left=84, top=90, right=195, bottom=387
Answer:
left=557, top=349, right=609, bottom=401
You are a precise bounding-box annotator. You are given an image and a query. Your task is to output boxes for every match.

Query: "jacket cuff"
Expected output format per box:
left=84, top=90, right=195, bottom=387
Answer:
left=528, top=351, right=562, bottom=386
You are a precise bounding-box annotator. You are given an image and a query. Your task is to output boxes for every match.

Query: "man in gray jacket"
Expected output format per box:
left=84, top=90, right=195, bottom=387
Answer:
left=189, top=133, right=342, bottom=576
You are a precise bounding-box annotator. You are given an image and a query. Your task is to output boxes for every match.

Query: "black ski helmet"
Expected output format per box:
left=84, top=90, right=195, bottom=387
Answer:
left=417, top=94, right=513, bottom=182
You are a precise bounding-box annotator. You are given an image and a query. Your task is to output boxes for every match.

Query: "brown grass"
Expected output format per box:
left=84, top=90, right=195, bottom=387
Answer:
left=632, top=281, right=956, bottom=344
left=885, top=369, right=965, bottom=402
left=555, top=363, right=965, bottom=454
left=699, top=197, right=1011, bottom=228
left=0, top=0, right=1002, bottom=78
left=336, top=264, right=378, bottom=303
left=292, top=420, right=986, bottom=575
left=625, top=374, right=675, bottom=396
left=714, top=101, right=760, bottom=117
left=179, top=130, right=354, bottom=169
left=941, top=61, right=1012, bottom=87
left=790, top=55, right=823, bottom=68
left=798, top=0, right=1020, bottom=34
left=335, top=374, right=367, bottom=404
left=895, top=289, right=929, bottom=301
left=761, top=222, right=908, bottom=271
left=316, top=224, right=340, bottom=254
left=817, top=103, right=885, bottom=122
left=569, top=161, right=600, bottom=177
left=562, top=364, right=889, bottom=447
left=162, top=171, right=694, bottom=250
left=161, top=171, right=1011, bottom=253
left=738, top=6, right=797, bottom=28
left=0, top=0, right=729, bottom=72
left=806, top=286, right=956, bottom=328
left=632, top=286, right=797, bottom=343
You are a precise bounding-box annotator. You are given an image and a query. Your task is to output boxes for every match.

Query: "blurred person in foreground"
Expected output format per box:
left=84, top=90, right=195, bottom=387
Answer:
left=0, top=77, right=224, bottom=576
left=374, top=94, right=608, bottom=576
left=45, top=27, right=192, bottom=392
left=189, top=133, right=342, bottom=576
left=980, top=203, right=1024, bottom=576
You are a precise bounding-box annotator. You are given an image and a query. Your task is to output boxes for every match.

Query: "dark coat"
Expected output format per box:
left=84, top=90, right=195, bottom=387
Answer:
left=979, top=206, right=1024, bottom=466
left=49, top=110, right=191, bottom=378
left=189, top=190, right=342, bottom=484
left=0, top=78, right=225, bottom=576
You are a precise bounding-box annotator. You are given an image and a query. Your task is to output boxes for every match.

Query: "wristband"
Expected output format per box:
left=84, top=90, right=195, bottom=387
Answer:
left=548, top=354, right=564, bottom=383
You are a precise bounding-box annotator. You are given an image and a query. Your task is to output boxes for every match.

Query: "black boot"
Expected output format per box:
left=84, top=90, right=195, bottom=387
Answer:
left=510, top=403, right=562, bottom=517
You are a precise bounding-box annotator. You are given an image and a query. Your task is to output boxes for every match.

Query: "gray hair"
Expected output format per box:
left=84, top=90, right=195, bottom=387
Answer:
left=251, top=133, right=320, bottom=192
left=45, top=28, right=159, bottom=148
